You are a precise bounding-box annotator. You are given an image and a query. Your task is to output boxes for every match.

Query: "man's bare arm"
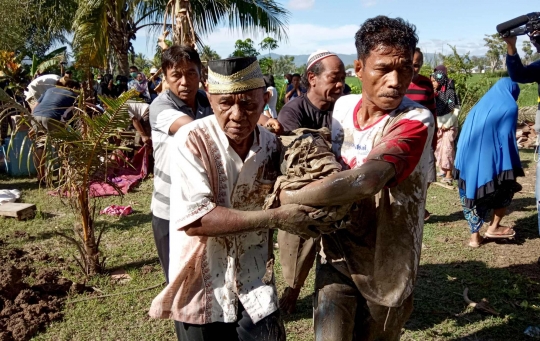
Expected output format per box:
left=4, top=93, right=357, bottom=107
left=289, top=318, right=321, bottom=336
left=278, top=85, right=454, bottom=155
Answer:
left=280, top=160, right=395, bottom=207
left=168, top=116, right=194, bottom=135
left=184, top=204, right=320, bottom=239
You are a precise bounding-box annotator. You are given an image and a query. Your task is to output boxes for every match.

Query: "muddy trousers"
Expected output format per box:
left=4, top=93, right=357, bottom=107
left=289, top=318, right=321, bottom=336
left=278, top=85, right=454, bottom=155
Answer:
left=151, top=214, right=170, bottom=282
left=314, top=260, right=414, bottom=341
left=277, top=230, right=316, bottom=289
left=175, top=304, right=286, bottom=341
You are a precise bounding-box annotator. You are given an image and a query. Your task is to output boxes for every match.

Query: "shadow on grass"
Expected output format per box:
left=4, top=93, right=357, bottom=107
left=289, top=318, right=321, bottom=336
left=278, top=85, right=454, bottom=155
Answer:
left=107, top=257, right=160, bottom=273
left=104, top=212, right=153, bottom=231
left=407, top=260, right=540, bottom=341
left=281, top=294, right=314, bottom=322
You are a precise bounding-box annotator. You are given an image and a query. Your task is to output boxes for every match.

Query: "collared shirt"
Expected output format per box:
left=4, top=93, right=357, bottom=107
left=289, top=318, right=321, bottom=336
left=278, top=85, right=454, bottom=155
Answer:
left=149, top=90, right=213, bottom=220
left=327, top=94, right=434, bottom=308
left=149, top=116, right=281, bottom=324
left=278, top=94, right=333, bottom=134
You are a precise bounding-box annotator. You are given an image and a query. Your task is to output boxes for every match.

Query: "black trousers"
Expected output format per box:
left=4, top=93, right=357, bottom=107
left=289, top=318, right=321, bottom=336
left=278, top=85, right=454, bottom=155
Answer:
left=176, top=304, right=285, bottom=341
left=151, top=214, right=170, bottom=282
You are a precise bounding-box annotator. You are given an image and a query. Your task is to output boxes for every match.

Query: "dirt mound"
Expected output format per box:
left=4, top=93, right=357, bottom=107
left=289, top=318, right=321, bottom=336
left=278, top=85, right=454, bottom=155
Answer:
left=0, top=248, right=90, bottom=341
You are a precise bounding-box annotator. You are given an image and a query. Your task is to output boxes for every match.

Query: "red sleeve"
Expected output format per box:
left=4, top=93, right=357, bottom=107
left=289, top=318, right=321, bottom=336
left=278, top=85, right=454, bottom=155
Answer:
left=366, top=118, right=429, bottom=186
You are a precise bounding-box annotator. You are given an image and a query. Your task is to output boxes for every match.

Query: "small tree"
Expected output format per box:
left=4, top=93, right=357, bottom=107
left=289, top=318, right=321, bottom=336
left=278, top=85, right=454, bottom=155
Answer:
left=483, top=33, right=506, bottom=71
left=523, top=41, right=533, bottom=65
left=259, top=37, right=279, bottom=57
left=0, top=88, right=139, bottom=276
left=230, top=39, right=260, bottom=57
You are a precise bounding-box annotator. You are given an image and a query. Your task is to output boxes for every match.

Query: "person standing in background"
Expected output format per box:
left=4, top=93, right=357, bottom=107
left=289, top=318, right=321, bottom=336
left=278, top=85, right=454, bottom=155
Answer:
left=406, top=48, right=437, bottom=220
left=432, top=69, right=460, bottom=185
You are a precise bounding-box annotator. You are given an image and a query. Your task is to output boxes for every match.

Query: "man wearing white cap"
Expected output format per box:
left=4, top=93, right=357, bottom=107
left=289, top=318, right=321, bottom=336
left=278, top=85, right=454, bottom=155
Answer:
left=277, top=49, right=346, bottom=314
left=149, top=67, right=162, bottom=102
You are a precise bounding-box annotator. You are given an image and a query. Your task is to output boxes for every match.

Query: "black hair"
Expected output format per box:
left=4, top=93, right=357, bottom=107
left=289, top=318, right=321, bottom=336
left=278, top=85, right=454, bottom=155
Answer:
left=64, top=79, right=80, bottom=90
left=64, top=70, right=73, bottom=75
left=161, top=45, right=202, bottom=75
left=301, top=60, right=325, bottom=89
left=263, top=74, right=275, bottom=88
left=116, top=75, right=128, bottom=83
left=355, top=16, right=418, bottom=61
left=292, top=73, right=301, bottom=79
left=129, top=66, right=139, bottom=71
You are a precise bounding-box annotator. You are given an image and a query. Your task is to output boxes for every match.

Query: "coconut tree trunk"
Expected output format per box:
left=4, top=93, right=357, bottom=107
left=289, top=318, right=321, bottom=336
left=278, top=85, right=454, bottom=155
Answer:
left=117, top=53, right=130, bottom=76
left=174, top=0, right=195, bottom=47
left=78, top=189, right=102, bottom=275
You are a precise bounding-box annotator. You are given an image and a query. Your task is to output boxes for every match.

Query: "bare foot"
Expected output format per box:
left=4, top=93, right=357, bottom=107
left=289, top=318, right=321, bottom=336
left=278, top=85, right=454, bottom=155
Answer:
left=279, top=287, right=301, bottom=315
left=469, top=233, right=483, bottom=248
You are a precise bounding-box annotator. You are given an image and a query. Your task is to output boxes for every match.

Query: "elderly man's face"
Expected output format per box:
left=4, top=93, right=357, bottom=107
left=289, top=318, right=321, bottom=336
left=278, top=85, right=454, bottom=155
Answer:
left=309, top=56, right=345, bottom=104
left=355, top=45, right=413, bottom=111
left=208, top=88, right=269, bottom=143
left=164, top=61, right=201, bottom=103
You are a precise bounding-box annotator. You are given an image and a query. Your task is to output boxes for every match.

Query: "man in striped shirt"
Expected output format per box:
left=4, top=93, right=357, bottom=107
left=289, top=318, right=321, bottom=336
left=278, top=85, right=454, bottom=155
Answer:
left=149, top=45, right=213, bottom=285
left=406, top=47, right=437, bottom=220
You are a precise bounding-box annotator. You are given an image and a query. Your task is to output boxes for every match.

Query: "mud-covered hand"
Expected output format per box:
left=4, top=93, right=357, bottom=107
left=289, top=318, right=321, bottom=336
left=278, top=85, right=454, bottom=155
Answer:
left=270, top=204, right=321, bottom=240
left=265, top=118, right=283, bottom=135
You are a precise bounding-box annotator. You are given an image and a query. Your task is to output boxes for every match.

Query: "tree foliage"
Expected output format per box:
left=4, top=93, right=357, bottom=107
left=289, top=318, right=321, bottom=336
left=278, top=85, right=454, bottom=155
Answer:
left=230, top=38, right=259, bottom=57
left=200, top=45, right=221, bottom=62
left=483, top=33, right=506, bottom=71
left=259, top=37, right=279, bottom=57
left=0, top=0, right=76, bottom=57
left=273, top=55, right=296, bottom=76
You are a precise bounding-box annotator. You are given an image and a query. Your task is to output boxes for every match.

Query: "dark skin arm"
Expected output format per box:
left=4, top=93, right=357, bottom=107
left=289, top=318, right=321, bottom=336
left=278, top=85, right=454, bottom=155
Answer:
left=280, top=160, right=395, bottom=207
left=184, top=204, right=321, bottom=239
left=132, top=118, right=151, bottom=144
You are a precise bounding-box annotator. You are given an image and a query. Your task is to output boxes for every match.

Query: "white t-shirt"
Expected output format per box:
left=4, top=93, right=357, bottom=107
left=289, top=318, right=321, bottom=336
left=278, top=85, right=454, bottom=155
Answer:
left=24, top=74, right=61, bottom=101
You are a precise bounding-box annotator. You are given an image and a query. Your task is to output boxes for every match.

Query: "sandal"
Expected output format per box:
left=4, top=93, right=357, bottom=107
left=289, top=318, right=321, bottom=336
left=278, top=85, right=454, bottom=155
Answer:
left=468, top=240, right=482, bottom=248
left=424, top=210, right=431, bottom=221
left=484, top=228, right=516, bottom=239
left=441, top=177, right=453, bottom=185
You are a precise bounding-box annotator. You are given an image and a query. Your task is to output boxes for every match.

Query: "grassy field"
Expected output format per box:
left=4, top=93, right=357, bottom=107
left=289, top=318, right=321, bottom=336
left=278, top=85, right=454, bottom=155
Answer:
left=0, top=149, right=539, bottom=340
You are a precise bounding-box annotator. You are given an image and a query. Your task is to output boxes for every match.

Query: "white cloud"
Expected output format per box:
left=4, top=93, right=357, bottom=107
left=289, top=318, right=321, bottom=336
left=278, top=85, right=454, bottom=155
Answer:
left=360, top=0, right=379, bottom=7
left=202, top=23, right=360, bottom=57
left=287, top=0, right=315, bottom=10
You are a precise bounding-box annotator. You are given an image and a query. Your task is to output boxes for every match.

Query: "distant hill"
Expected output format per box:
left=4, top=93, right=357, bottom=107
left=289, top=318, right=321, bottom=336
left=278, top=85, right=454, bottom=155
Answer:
left=259, top=52, right=439, bottom=67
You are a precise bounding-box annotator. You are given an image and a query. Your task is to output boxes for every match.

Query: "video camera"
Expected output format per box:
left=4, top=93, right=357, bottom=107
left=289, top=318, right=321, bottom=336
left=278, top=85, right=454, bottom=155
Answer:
left=497, top=12, right=540, bottom=42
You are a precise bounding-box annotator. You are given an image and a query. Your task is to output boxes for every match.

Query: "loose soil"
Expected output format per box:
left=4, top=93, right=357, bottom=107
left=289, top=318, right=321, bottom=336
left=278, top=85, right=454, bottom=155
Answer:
left=0, top=246, right=90, bottom=341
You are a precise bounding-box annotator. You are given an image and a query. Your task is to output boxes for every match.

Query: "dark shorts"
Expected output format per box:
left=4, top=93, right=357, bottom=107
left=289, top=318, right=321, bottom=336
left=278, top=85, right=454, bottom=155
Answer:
left=314, top=258, right=414, bottom=341
left=176, top=303, right=285, bottom=341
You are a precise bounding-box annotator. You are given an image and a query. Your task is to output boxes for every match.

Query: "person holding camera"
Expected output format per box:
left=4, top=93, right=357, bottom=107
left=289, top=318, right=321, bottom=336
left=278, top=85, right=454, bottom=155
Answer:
left=504, top=32, right=540, bottom=236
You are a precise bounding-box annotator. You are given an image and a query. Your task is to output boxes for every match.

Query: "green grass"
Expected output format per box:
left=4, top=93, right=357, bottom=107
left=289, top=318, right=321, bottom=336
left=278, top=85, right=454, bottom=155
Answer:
left=1, top=150, right=539, bottom=340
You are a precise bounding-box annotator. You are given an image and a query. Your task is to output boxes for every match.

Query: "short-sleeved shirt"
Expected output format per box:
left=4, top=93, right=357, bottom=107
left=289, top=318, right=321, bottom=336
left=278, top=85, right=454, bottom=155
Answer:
left=24, top=74, right=61, bottom=102
left=327, top=94, right=434, bottom=308
left=126, top=101, right=150, bottom=121
left=277, top=95, right=333, bottom=134
left=149, top=90, right=213, bottom=220
left=149, top=116, right=281, bottom=325
left=406, top=74, right=437, bottom=149
left=33, top=87, right=77, bottom=121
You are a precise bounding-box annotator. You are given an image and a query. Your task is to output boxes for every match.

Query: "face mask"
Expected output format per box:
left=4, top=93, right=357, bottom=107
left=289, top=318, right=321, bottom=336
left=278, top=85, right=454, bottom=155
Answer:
left=130, top=72, right=137, bottom=79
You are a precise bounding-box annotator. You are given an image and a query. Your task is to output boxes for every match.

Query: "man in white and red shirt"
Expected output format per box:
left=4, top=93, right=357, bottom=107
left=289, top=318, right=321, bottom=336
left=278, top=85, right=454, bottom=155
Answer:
left=279, top=16, right=435, bottom=340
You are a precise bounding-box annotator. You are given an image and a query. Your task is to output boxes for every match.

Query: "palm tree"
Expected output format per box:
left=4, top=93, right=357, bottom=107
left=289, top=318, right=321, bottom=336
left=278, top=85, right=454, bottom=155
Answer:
left=73, top=0, right=289, bottom=75
left=72, top=0, right=166, bottom=75
left=0, top=87, right=139, bottom=275
left=259, top=37, right=279, bottom=57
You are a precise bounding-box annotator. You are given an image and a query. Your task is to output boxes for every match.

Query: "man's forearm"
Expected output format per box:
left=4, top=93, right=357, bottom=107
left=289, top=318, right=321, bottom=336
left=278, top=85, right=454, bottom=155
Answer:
left=280, top=160, right=395, bottom=207
left=132, top=118, right=149, bottom=139
left=184, top=206, right=274, bottom=237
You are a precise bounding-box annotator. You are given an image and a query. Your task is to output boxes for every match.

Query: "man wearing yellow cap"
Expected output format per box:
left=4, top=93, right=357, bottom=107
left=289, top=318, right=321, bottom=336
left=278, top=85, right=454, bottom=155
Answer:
left=149, top=56, right=321, bottom=341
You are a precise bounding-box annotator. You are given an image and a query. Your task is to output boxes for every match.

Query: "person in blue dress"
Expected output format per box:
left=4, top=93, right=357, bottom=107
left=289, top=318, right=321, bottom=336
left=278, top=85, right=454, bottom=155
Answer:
left=454, top=78, right=524, bottom=247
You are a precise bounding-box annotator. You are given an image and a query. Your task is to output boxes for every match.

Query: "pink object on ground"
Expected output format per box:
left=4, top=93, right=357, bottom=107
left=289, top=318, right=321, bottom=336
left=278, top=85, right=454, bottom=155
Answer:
left=100, top=205, right=133, bottom=216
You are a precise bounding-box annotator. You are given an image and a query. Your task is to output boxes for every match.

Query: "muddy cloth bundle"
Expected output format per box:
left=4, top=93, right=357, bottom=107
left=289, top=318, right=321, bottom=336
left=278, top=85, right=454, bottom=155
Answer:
left=263, top=128, right=353, bottom=232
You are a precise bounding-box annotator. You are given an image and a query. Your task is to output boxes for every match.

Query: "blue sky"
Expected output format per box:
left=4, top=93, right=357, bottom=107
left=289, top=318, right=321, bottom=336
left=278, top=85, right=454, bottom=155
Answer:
left=132, top=0, right=537, bottom=59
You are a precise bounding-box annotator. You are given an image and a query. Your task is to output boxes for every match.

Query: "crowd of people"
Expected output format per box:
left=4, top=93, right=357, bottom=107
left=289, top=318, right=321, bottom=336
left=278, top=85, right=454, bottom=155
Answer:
left=18, top=13, right=540, bottom=341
